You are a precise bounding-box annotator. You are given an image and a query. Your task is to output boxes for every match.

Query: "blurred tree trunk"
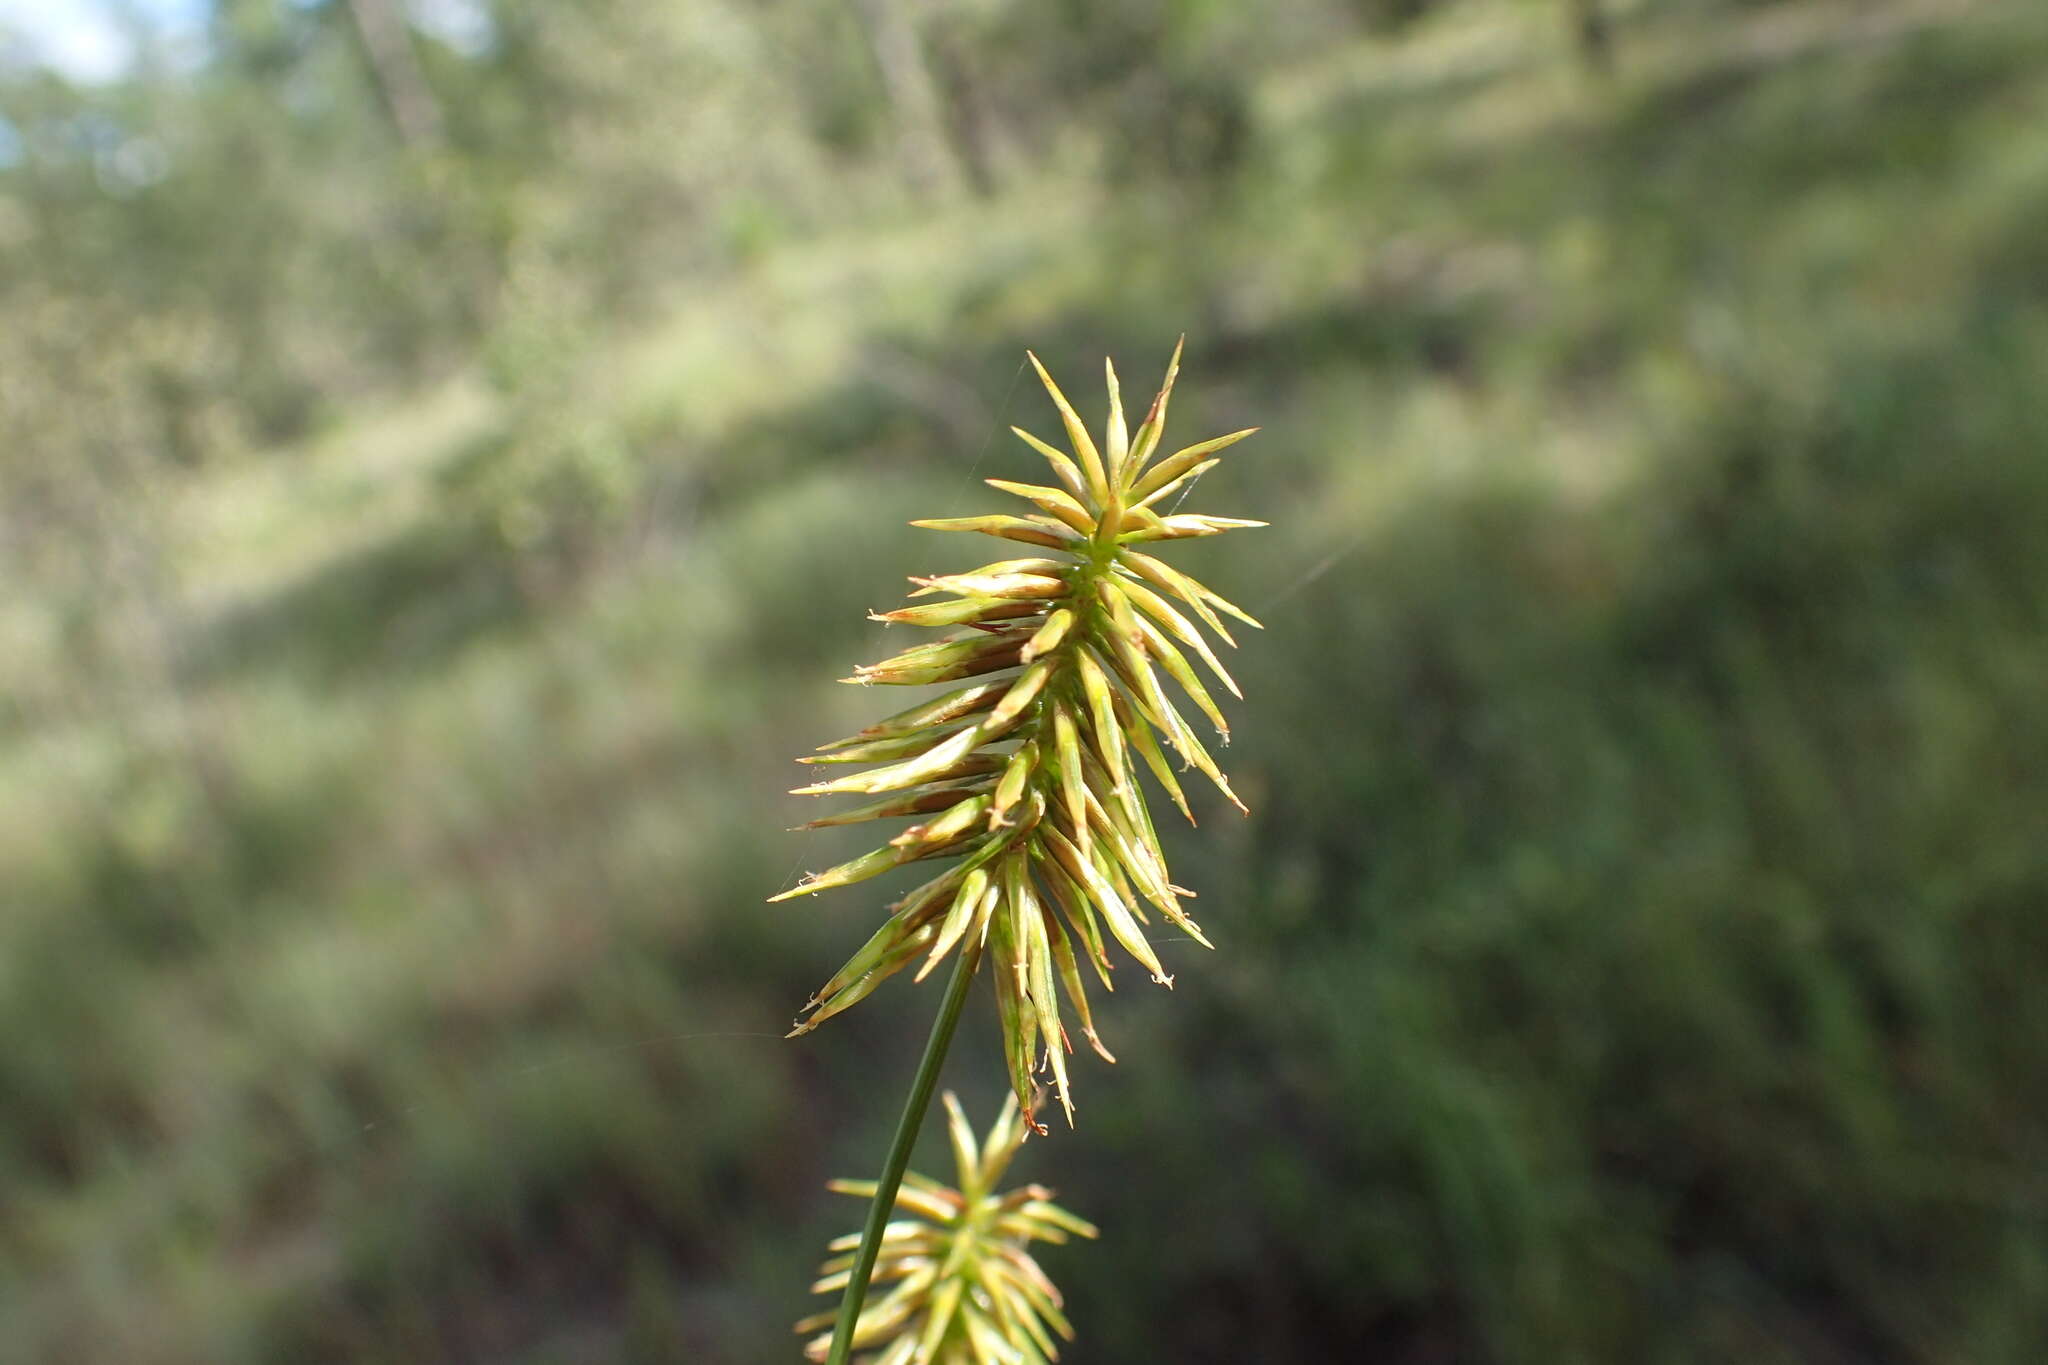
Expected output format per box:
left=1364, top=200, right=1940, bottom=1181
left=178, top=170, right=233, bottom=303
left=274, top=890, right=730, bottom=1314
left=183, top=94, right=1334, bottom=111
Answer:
left=927, top=19, right=1008, bottom=198
left=340, top=0, right=444, bottom=147
left=849, top=0, right=962, bottom=198
left=1571, top=0, right=1615, bottom=76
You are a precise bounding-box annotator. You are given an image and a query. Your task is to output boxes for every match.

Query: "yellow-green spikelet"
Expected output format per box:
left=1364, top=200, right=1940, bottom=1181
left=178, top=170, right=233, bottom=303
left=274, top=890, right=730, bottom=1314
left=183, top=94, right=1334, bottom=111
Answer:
left=772, top=340, right=1264, bottom=1130
left=796, top=1091, right=1098, bottom=1365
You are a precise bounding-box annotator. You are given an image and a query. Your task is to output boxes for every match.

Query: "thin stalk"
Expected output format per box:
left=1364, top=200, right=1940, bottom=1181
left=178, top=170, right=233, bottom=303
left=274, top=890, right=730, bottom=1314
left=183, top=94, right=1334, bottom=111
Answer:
left=824, top=936, right=983, bottom=1365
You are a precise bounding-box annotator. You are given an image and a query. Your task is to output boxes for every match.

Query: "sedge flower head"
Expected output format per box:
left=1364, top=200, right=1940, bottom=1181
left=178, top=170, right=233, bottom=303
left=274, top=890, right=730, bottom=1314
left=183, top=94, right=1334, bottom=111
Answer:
left=773, top=340, right=1264, bottom=1129
left=796, top=1091, right=1098, bottom=1364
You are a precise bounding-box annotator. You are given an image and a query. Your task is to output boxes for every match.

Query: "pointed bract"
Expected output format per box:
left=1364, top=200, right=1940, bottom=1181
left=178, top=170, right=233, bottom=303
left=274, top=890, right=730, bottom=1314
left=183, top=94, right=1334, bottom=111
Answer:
left=1127, top=335, right=1183, bottom=474
left=1025, top=351, right=1107, bottom=504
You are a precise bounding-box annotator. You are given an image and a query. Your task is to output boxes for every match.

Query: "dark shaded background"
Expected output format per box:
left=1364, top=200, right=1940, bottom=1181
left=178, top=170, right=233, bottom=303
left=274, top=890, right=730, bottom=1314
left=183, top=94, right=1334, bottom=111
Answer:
left=4, top=0, right=2047, bottom=1360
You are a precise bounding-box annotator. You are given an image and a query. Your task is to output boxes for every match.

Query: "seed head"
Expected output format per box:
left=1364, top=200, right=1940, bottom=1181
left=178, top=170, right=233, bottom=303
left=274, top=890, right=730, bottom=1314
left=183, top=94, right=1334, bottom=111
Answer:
left=796, top=1092, right=1098, bottom=1364
left=773, top=339, right=1264, bottom=1129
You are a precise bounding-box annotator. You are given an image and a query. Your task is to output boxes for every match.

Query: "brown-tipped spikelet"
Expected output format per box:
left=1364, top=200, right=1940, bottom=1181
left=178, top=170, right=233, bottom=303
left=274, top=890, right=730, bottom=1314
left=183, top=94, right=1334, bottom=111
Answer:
left=773, top=340, right=1263, bottom=1129
left=796, top=1092, right=1098, bottom=1365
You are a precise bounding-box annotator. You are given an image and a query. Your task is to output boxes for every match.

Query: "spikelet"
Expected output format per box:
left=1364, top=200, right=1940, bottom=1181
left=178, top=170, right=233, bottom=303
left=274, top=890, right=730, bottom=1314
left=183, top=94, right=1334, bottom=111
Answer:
left=796, top=1092, right=1098, bottom=1365
left=773, top=339, right=1264, bottom=1129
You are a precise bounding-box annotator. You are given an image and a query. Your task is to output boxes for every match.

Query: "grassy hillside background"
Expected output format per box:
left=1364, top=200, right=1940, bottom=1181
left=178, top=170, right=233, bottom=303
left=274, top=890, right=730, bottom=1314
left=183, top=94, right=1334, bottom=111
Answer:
left=4, top=0, right=2047, bottom=1360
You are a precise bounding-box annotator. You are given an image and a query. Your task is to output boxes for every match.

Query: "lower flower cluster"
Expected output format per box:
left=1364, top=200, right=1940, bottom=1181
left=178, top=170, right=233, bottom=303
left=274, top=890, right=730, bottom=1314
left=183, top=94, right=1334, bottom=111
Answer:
left=797, top=1093, right=1098, bottom=1365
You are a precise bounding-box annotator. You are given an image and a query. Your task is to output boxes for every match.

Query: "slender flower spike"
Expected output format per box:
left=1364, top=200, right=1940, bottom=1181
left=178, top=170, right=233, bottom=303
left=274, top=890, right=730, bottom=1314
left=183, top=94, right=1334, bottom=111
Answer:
left=796, top=1092, right=1099, bottom=1365
left=774, top=339, right=1263, bottom=1129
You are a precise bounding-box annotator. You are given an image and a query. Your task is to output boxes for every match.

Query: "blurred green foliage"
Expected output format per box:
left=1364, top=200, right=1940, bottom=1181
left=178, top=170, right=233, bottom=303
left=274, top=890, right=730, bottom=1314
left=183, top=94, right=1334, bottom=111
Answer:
left=3, top=0, right=2047, bottom=1360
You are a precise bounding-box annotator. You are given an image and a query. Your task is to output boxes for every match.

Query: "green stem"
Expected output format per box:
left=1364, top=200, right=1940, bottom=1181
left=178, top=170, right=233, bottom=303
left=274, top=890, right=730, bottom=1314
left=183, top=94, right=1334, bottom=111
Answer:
left=824, top=937, right=982, bottom=1365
